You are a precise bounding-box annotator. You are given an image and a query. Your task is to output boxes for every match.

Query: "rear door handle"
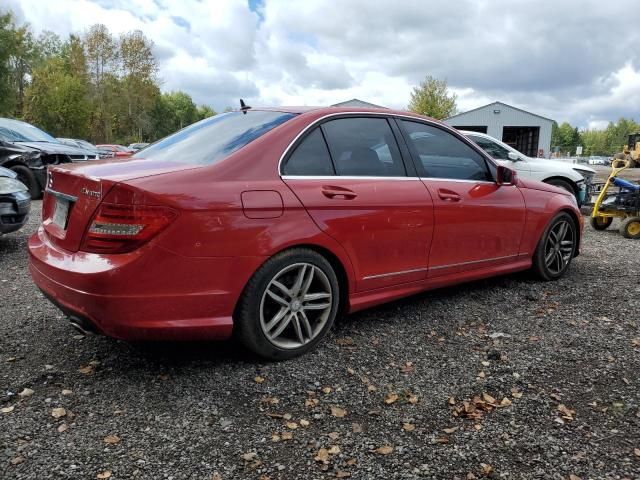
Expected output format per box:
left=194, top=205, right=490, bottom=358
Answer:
left=321, top=186, right=358, bottom=200
left=437, top=189, right=461, bottom=202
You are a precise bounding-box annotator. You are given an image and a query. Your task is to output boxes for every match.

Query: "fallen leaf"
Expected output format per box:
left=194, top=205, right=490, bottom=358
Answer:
left=511, top=388, right=523, bottom=399
left=346, top=458, right=357, bottom=466
left=242, top=452, right=257, bottom=461
left=529, top=336, right=540, bottom=342
left=254, top=376, right=265, bottom=384
left=482, top=393, right=497, bottom=405
left=103, top=435, right=121, bottom=445
left=448, top=396, right=456, bottom=405
left=632, top=338, right=640, bottom=348
left=408, top=394, right=419, bottom=404
left=500, top=397, right=513, bottom=407
left=328, top=445, right=341, bottom=455
left=336, top=471, right=351, bottom=478
left=299, top=419, right=310, bottom=427
left=314, top=448, right=329, bottom=463
left=477, top=371, right=486, bottom=379
left=1, top=406, right=15, bottom=414
left=305, top=398, right=320, bottom=408
left=57, top=423, right=68, bottom=433
left=330, top=406, right=347, bottom=418
left=96, top=472, right=112, bottom=479
left=18, top=388, right=34, bottom=398
left=328, top=431, right=340, bottom=440
left=336, top=336, right=355, bottom=346
left=480, top=463, right=493, bottom=475
left=384, top=393, right=399, bottom=405
left=51, top=407, right=66, bottom=418
left=61, top=389, right=73, bottom=396
left=435, top=436, right=450, bottom=444
left=10, top=456, right=24, bottom=465
left=443, top=427, right=458, bottom=434
left=400, top=361, right=415, bottom=373
left=402, top=422, right=415, bottom=432
left=78, top=365, right=93, bottom=374
left=285, top=422, right=298, bottom=430
left=351, top=423, right=362, bottom=433
left=281, top=431, right=293, bottom=441
left=367, top=385, right=377, bottom=392
left=557, top=404, right=576, bottom=421
left=346, top=367, right=355, bottom=375
left=376, top=445, right=394, bottom=455
left=634, top=448, right=640, bottom=457
left=322, top=386, right=333, bottom=394
left=271, top=433, right=281, bottom=442
left=569, top=475, right=581, bottom=480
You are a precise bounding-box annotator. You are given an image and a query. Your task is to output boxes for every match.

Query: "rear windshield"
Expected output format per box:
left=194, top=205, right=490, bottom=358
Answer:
left=136, top=111, right=296, bottom=165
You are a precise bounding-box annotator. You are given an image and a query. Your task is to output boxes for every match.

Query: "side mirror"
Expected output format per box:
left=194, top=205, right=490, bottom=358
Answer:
left=497, top=165, right=517, bottom=186
left=507, top=151, right=520, bottom=161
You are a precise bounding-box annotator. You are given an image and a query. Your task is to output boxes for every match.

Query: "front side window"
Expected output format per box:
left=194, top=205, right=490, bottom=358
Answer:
left=468, top=135, right=512, bottom=161
left=138, top=111, right=296, bottom=165
left=400, top=120, right=491, bottom=181
left=321, top=117, right=406, bottom=177
left=283, top=128, right=335, bottom=176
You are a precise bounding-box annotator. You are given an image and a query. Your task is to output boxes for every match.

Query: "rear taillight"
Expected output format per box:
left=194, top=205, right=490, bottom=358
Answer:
left=80, top=202, right=177, bottom=254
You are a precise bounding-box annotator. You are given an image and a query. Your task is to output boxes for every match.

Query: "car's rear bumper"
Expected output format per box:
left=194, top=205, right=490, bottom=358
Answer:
left=28, top=226, right=265, bottom=341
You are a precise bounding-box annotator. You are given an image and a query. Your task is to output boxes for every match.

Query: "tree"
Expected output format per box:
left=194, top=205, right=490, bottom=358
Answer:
left=407, top=75, right=457, bottom=119
left=24, top=57, right=90, bottom=138
left=0, top=11, right=17, bottom=115
left=197, top=104, right=216, bottom=120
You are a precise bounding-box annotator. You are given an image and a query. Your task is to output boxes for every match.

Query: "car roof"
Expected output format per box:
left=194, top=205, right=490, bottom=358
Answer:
left=249, top=106, right=436, bottom=121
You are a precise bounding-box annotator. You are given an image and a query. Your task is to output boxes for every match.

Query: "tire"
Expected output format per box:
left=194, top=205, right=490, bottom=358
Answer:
left=590, top=216, right=612, bottom=230
left=11, top=165, right=41, bottom=199
left=619, top=217, right=640, bottom=239
left=234, top=248, right=340, bottom=360
left=545, top=178, right=577, bottom=198
left=532, top=212, right=577, bottom=281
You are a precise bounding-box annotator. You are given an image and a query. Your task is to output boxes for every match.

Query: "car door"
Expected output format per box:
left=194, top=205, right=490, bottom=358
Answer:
left=466, top=134, right=531, bottom=178
left=281, top=116, right=434, bottom=291
left=398, top=120, right=526, bottom=278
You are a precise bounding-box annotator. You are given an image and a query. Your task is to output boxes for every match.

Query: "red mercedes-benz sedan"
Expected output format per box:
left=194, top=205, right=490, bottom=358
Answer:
left=29, top=107, right=583, bottom=359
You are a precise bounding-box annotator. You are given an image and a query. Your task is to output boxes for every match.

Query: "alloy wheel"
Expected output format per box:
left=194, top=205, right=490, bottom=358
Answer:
left=544, top=220, right=575, bottom=275
left=259, top=262, right=333, bottom=349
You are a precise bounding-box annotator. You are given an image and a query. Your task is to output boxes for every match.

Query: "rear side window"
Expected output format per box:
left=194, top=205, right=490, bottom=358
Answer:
left=322, top=118, right=406, bottom=177
left=283, top=128, right=335, bottom=176
left=137, top=111, right=296, bottom=165
left=400, top=120, right=491, bottom=181
left=468, top=135, right=511, bottom=160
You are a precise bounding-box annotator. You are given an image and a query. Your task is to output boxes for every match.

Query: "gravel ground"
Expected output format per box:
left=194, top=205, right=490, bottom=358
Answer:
left=1, top=201, right=639, bottom=480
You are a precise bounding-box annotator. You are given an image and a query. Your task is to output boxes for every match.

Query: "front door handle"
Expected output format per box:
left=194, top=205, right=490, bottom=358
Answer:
left=437, top=189, right=461, bottom=202
left=321, top=185, right=358, bottom=200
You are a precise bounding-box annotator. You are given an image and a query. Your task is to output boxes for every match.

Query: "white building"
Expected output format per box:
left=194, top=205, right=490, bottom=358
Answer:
left=445, top=101, right=553, bottom=158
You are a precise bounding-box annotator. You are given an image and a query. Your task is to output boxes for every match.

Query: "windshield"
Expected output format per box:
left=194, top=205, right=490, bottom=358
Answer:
left=136, top=111, right=296, bottom=165
left=77, top=140, right=97, bottom=149
left=0, top=118, right=58, bottom=143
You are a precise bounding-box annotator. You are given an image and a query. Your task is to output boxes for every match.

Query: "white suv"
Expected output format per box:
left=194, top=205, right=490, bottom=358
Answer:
left=463, top=131, right=596, bottom=205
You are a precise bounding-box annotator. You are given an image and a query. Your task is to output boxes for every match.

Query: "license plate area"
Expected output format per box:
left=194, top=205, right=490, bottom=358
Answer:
left=52, top=197, right=71, bottom=230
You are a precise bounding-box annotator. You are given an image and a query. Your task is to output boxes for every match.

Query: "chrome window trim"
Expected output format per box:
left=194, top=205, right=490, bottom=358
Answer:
left=420, top=177, right=496, bottom=185
left=281, top=175, right=420, bottom=181
left=277, top=111, right=500, bottom=184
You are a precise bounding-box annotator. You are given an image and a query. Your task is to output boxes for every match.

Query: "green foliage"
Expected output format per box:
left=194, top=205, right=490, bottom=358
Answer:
left=24, top=57, right=90, bottom=138
left=407, top=75, right=457, bottom=119
left=0, top=11, right=17, bottom=115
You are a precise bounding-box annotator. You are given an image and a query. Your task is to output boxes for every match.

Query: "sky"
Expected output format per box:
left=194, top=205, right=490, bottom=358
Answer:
left=5, top=0, right=640, bottom=129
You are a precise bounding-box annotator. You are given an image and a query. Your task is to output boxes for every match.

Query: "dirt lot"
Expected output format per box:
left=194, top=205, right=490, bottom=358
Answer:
left=1, top=202, right=639, bottom=480
left=591, top=165, right=640, bottom=182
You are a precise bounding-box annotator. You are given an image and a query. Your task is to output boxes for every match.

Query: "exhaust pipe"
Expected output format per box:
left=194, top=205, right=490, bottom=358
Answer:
left=69, top=317, right=95, bottom=336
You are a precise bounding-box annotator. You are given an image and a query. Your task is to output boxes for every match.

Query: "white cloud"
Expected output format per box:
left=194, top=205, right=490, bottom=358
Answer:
left=6, top=0, right=640, bottom=125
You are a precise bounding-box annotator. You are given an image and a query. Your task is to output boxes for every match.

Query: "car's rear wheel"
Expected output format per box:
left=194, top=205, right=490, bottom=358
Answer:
left=532, top=212, right=577, bottom=281
left=590, top=216, right=612, bottom=230
left=235, top=248, right=340, bottom=360
left=619, top=216, right=640, bottom=239
left=11, top=165, right=40, bottom=199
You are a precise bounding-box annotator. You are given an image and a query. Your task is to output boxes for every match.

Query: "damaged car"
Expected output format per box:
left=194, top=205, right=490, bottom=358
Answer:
left=0, top=118, right=101, bottom=199
left=0, top=166, right=30, bottom=236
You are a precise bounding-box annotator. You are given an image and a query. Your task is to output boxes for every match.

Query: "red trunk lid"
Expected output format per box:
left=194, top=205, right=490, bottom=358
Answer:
left=42, top=158, right=197, bottom=252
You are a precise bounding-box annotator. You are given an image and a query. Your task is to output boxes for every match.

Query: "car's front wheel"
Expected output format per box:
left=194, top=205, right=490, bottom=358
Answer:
left=235, top=248, right=340, bottom=360
left=532, top=212, right=577, bottom=281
